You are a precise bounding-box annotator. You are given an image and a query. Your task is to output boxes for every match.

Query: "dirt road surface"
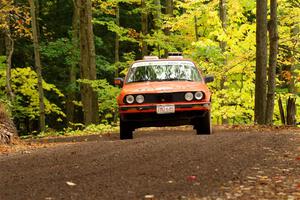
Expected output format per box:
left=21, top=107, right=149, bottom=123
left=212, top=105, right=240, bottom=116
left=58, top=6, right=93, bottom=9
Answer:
left=1, top=128, right=300, bottom=200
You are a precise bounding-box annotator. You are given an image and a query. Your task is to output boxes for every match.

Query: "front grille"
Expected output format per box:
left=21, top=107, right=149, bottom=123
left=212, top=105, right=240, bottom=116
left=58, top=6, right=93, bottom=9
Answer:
left=144, top=92, right=185, bottom=103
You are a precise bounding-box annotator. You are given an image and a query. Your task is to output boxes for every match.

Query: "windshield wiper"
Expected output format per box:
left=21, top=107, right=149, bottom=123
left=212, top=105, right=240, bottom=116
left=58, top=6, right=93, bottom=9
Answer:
left=127, top=80, right=150, bottom=83
left=164, top=78, right=193, bottom=81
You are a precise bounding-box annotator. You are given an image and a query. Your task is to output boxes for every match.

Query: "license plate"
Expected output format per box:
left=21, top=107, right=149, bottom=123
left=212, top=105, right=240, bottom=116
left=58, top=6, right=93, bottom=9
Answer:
left=156, top=104, right=175, bottom=114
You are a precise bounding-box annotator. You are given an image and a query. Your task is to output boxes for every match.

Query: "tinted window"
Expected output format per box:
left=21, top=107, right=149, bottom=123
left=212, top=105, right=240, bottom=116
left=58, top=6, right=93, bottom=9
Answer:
left=126, top=61, right=202, bottom=83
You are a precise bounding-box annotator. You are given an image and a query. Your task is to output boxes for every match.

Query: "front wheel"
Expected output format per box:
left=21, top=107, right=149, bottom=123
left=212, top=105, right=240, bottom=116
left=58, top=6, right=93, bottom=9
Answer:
left=195, top=111, right=212, bottom=135
left=120, top=119, right=133, bottom=140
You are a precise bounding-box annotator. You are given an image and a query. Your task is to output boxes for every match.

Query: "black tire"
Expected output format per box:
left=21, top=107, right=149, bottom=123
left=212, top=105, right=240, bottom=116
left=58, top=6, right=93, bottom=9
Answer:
left=195, top=111, right=212, bottom=135
left=120, top=119, right=133, bottom=140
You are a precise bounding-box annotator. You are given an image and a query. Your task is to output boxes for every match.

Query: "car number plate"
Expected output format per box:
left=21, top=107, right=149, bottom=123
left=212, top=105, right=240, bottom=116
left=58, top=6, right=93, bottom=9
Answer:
left=156, top=104, right=175, bottom=114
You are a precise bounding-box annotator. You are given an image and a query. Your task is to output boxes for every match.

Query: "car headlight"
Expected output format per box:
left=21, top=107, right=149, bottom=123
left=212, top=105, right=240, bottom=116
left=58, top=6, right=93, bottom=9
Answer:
left=125, top=95, right=135, bottom=104
left=195, top=91, right=204, bottom=100
left=136, top=95, right=144, bottom=104
left=185, top=92, right=194, bottom=101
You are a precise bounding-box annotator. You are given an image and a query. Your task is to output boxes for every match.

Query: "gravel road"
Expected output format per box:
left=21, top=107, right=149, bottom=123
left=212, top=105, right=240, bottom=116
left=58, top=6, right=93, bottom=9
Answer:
left=1, top=128, right=300, bottom=200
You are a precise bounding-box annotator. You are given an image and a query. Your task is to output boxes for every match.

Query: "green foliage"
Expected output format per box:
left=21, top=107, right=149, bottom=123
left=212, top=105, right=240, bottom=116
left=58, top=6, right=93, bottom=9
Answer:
left=0, top=56, right=7, bottom=102
left=41, top=37, right=79, bottom=67
left=0, top=67, right=65, bottom=121
left=65, top=124, right=118, bottom=136
left=22, top=123, right=118, bottom=139
left=94, top=20, right=138, bottom=43
left=78, top=79, right=120, bottom=124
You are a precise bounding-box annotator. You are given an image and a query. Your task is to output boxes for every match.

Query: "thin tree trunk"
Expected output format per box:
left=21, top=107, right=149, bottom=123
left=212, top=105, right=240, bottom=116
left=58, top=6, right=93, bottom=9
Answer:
left=194, top=16, right=198, bottom=41
left=34, top=0, right=40, bottom=38
left=141, top=0, right=148, bottom=57
left=265, top=0, right=278, bottom=125
left=153, top=0, right=161, bottom=29
left=288, top=24, right=299, bottom=93
left=153, top=0, right=161, bottom=55
left=165, top=0, right=173, bottom=17
left=164, top=0, right=173, bottom=57
left=219, top=0, right=228, bottom=124
left=278, top=97, right=285, bottom=125
left=66, top=0, right=80, bottom=125
left=29, top=0, right=46, bottom=132
left=255, top=0, right=268, bottom=125
left=115, top=3, right=120, bottom=77
left=79, top=0, right=99, bottom=125
left=5, top=33, right=14, bottom=102
left=219, top=0, right=227, bottom=51
left=286, top=97, right=296, bottom=126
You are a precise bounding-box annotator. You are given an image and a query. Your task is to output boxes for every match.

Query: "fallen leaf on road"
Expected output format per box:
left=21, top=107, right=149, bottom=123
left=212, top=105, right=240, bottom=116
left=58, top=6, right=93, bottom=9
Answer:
left=22, top=150, right=31, bottom=154
left=295, top=157, right=300, bottom=161
left=66, top=181, right=76, bottom=186
left=178, top=195, right=187, bottom=199
left=247, top=176, right=256, bottom=180
left=187, top=175, right=197, bottom=181
left=258, top=176, right=269, bottom=185
left=282, top=169, right=290, bottom=172
left=144, top=194, right=155, bottom=199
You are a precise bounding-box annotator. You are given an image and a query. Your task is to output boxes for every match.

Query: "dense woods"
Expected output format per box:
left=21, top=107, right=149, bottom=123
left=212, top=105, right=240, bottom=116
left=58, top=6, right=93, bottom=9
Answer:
left=0, top=0, right=299, bottom=137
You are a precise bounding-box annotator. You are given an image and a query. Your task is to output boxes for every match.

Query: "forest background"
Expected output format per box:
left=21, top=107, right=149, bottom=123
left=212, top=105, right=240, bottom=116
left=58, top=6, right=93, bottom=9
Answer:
left=0, top=0, right=299, bottom=136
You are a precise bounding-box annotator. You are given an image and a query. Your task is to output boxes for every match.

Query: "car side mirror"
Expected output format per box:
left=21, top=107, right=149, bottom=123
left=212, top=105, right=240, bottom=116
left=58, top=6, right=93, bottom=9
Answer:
left=204, top=75, right=214, bottom=83
left=114, top=78, right=124, bottom=87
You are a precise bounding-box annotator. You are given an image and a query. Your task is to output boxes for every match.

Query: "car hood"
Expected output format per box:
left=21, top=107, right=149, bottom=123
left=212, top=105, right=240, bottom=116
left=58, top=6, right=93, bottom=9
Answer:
left=122, top=81, right=208, bottom=94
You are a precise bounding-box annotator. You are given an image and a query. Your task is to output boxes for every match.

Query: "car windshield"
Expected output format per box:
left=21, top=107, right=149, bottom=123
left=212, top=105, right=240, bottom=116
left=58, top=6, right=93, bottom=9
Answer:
left=126, top=61, right=202, bottom=83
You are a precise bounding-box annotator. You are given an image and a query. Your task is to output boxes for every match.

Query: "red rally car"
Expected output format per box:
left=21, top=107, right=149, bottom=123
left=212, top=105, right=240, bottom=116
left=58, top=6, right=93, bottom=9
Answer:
left=115, top=54, right=214, bottom=140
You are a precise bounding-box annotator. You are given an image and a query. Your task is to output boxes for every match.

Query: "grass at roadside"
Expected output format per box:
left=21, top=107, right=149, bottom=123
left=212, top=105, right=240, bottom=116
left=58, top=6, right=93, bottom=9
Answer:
left=20, top=123, right=119, bottom=139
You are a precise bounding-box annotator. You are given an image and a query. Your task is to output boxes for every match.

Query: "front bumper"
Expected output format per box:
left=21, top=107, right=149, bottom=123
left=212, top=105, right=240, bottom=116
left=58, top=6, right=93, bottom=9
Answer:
left=119, top=102, right=210, bottom=113
left=119, top=102, right=210, bottom=128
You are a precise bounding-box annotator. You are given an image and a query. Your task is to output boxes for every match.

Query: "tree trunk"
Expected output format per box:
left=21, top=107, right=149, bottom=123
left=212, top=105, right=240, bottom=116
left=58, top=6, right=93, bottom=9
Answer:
left=219, top=0, right=228, bottom=125
left=79, top=0, right=99, bottom=125
left=141, top=0, right=148, bottom=57
left=4, top=33, right=15, bottom=102
left=115, top=3, right=120, bottom=77
left=265, top=0, right=278, bottom=125
left=0, top=103, right=17, bottom=144
left=29, top=0, right=46, bottom=132
left=153, top=0, right=161, bottom=56
left=288, top=24, right=299, bottom=93
left=165, top=0, right=173, bottom=17
left=194, top=16, right=199, bottom=41
left=255, top=0, right=268, bottom=125
left=164, top=0, right=173, bottom=57
left=286, top=97, right=296, bottom=126
left=34, top=0, right=40, bottom=38
left=219, top=0, right=227, bottom=51
left=0, top=33, right=5, bottom=55
left=66, top=0, right=80, bottom=125
left=278, top=96, right=285, bottom=125
left=153, top=0, right=161, bottom=30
